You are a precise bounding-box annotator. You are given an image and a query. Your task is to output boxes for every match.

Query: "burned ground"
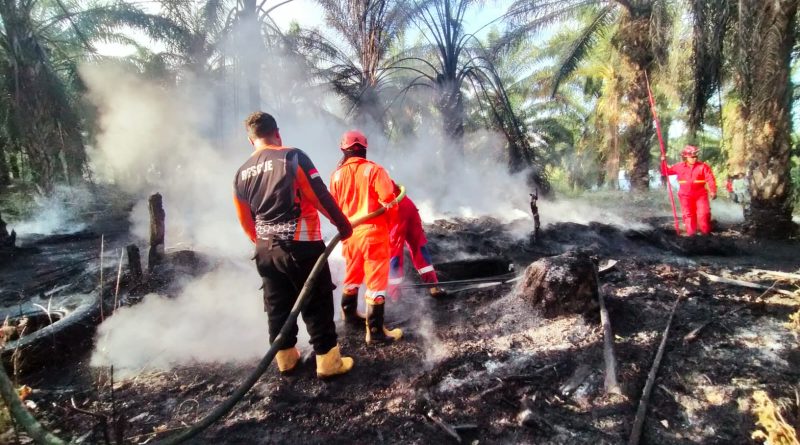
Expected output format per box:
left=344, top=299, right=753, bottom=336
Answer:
left=2, top=207, right=800, bottom=445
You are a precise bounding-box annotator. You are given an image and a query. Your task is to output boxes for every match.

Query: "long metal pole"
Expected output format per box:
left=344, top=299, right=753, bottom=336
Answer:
left=645, top=72, right=681, bottom=235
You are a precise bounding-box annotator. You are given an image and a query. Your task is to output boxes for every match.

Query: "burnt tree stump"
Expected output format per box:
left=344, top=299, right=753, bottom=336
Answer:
left=126, top=244, right=143, bottom=284
left=517, top=250, right=598, bottom=317
left=148, top=193, right=165, bottom=271
left=0, top=212, right=15, bottom=248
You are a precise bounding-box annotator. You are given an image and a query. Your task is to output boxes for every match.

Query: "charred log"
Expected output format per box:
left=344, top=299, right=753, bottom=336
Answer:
left=516, top=251, right=598, bottom=317
left=0, top=211, right=15, bottom=248
left=148, top=193, right=165, bottom=271
left=126, top=244, right=143, bottom=285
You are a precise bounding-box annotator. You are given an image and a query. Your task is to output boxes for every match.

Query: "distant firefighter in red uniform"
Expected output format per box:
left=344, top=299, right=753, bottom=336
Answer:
left=661, top=145, right=717, bottom=236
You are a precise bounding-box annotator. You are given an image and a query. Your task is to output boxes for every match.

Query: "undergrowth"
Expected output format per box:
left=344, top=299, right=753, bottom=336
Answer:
left=752, top=390, right=800, bottom=445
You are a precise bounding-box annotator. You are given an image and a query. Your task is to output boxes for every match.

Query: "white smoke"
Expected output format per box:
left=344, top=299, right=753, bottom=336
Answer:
left=82, top=64, right=250, bottom=258
left=9, top=185, right=90, bottom=236
left=91, top=260, right=276, bottom=376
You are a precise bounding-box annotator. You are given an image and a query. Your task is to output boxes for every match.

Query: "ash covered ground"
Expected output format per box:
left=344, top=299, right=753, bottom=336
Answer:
left=2, top=196, right=800, bottom=445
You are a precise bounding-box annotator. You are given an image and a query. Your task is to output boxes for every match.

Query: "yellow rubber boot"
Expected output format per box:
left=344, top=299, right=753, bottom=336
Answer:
left=429, top=286, right=448, bottom=298
left=365, top=302, right=403, bottom=345
left=315, top=344, right=354, bottom=379
left=275, top=347, right=300, bottom=375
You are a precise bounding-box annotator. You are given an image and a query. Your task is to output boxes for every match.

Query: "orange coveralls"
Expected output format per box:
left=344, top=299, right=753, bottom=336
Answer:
left=330, top=157, right=397, bottom=304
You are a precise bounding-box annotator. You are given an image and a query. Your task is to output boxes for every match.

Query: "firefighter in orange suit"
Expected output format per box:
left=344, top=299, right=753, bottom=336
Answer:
left=661, top=145, right=717, bottom=236
left=388, top=189, right=446, bottom=300
left=329, top=130, right=402, bottom=345
left=233, top=112, right=354, bottom=378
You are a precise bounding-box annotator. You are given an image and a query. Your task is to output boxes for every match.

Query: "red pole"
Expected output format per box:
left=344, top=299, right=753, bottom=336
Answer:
left=645, top=72, right=681, bottom=235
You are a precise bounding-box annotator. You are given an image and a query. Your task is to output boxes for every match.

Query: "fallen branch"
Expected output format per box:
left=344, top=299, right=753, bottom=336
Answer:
left=600, top=298, right=621, bottom=395
left=501, top=362, right=561, bottom=381
left=99, top=234, right=105, bottom=321
left=69, top=397, right=112, bottom=445
left=629, top=294, right=681, bottom=445
left=0, top=362, right=66, bottom=444
left=427, top=410, right=462, bottom=443
left=700, top=272, right=796, bottom=296
left=752, top=269, right=800, bottom=282
left=595, top=267, right=621, bottom=394
left=113, top=249, right=124, bottom=312
left=683, top=305, right=747, bottom=344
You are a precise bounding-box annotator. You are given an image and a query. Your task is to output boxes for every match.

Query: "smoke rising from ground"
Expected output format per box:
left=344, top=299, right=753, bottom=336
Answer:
left=8, top=185, right=90, bottom=236
left=91, top=261, right=276, bottom=376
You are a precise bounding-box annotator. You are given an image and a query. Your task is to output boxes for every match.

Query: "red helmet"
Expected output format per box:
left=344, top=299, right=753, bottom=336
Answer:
left=681, top=145, right=699, bottom=158
left=340, top=130, right=368, bottom=150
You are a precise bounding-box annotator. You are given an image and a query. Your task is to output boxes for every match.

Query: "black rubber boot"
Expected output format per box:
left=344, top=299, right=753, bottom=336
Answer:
left=365, top=303, right=402, bottom=345
left=341, top=293, right=365, bottom=327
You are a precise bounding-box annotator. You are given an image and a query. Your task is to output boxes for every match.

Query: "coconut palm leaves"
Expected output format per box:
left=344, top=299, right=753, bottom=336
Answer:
left=685, top=0, right=731, bottom=140
left=292, top=0, right=415, bottom=127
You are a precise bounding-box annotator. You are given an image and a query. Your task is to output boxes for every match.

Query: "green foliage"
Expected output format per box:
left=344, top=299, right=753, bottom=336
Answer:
left=0, top=404, right=11, bottom=438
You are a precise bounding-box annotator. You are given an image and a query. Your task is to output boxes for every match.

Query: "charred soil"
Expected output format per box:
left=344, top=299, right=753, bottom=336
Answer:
left=3, top=210, right=800, bottom=445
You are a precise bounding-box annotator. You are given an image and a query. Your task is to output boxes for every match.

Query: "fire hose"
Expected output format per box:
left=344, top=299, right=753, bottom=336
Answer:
left=645, top=72, right=681, bottom=236
left=0, top=187, right=407, bottom=445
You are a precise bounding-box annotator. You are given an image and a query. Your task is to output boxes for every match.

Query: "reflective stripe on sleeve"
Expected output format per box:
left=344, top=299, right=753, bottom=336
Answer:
left=418, top=265, right=434, bottom=274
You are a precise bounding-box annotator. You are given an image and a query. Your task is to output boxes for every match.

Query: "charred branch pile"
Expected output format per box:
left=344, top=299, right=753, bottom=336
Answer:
left=516, top=250, right=598, bottom=317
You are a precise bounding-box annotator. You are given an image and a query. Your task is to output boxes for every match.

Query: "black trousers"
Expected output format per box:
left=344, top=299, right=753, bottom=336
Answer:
left=254, top=239, right=338, bottom=354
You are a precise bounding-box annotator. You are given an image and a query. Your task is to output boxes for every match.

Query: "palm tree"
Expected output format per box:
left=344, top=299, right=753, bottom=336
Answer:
left=689, top=1, right=798, bottom=237
left=733, top=1, right=798, bottom=236
left=292, top=0, right=414, bottom=127
left=409, top=0, right=476, bottom=141
left=505, top=0, right=673, bottom=192
left=0, top=0, right=198, bottom=190
left=403, top=0, right=548, bottom=188
left=0, top=0, right=106, bottom=189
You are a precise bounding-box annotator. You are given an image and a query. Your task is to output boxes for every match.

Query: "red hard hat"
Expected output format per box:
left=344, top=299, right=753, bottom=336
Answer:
left=340, top=130, right=368, bottom=150
left=681, top=145, right=699, bottom=157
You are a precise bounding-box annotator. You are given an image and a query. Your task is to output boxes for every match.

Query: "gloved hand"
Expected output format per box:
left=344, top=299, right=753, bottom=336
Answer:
left=338, top=223, right=353, bottom=241
left=710, top=193, right=717, bottom=200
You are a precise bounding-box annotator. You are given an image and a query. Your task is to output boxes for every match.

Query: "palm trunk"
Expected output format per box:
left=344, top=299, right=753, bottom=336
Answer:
left=740, top=1, right=797, bottom=237
left=616, top=13, right=655, bottom=192
left=239, top=0, right=262, bottom=111
left=437, top=78, right=464, bottom=143
left=0, top=138, right=9, bottom=187
left=605, top=121, right=620, bottom=190
left=625, top=70, right=654, bottom=192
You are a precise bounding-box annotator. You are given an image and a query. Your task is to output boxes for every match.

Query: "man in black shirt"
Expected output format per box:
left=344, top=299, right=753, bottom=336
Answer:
left=233, top=111, right=354, bottom=378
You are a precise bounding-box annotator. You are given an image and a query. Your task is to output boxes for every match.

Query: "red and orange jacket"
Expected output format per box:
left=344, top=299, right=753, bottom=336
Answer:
left=329, top=157, right=397, bottom=233
left=661, top=161, right=717, bottom=197
left=233, top=146, right=351, bottom=243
